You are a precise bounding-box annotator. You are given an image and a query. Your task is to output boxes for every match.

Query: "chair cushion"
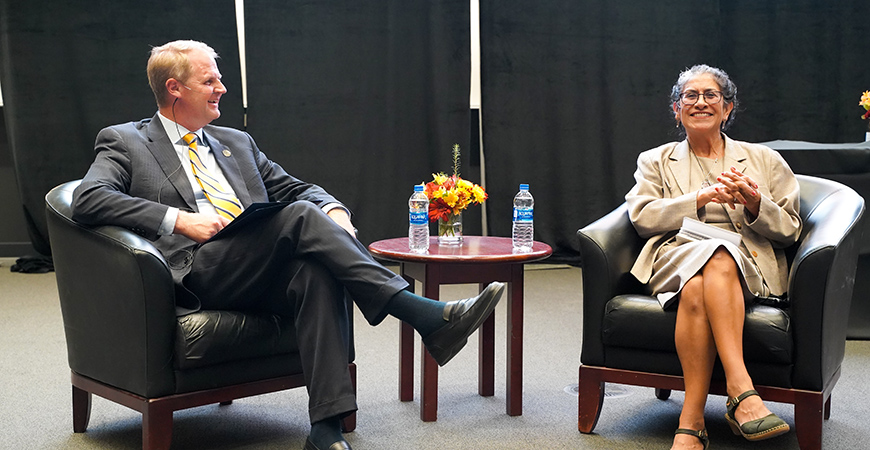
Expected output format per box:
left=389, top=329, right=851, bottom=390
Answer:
left=175, top=310, right=299, bottom=370
left=602, top=295, right=792, bottom=365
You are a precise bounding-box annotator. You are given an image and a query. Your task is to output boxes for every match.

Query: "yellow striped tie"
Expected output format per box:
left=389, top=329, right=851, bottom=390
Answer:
left=183, top=133, right=242, bottom=220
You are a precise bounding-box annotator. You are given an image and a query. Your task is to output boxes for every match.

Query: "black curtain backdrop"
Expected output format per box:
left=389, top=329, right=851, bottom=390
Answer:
left=244, top=0, right=472, bottom=245
left=3, top=1, right=866, bottom=259
left=0, top=0, right=242, bottom=255
left=480, top=0, right=870, bottom=263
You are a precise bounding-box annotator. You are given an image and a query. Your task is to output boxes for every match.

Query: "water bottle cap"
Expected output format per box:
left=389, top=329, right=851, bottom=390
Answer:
left=414, top=185, right=425, bottom=192
left=519, top=183, right=529, bottom=190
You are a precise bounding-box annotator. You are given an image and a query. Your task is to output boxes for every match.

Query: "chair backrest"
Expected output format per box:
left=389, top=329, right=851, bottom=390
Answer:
left=45, top=180, right=169, bottom=264
left=790, top=174, right=865, bottom=271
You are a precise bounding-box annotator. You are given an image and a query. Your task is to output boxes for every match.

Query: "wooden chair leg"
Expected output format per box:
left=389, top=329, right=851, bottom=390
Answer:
left=72, top=384, right=92, bottom=433
left=578, top=365, right=605, bottom=434
left=142, top=404, right=173, bottom=450
left=794, top=390, right=824, bottom=450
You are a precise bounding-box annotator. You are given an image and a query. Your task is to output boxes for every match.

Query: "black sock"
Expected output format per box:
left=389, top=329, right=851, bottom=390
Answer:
left=384, top=289, right=447, bottom=337
left=309, top=415, right=343, bottom=447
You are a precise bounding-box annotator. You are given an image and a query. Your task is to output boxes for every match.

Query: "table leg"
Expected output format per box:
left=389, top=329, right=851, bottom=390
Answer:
left=420, top=342, right=439, bottom=421
left=506, top=265, right=524, bottom=416
left=478, top=283, right=495, bottom=397
left=399, top=269, right=415, bottom=402
left=420, top=269, right=441, bottom=422
left=399, top=321, right=414, bottom=402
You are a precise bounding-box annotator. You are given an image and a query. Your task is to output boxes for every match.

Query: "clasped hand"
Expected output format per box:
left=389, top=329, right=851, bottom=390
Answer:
left=698, top=167, right=761, bottom=216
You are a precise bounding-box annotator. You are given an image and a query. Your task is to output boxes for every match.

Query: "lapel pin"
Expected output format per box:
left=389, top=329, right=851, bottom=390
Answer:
left=222, top=148, right=232, bottom=157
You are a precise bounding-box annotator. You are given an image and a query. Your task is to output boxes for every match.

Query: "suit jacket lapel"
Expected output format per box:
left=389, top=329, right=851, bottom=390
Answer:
left=722, top=134, right=748, bottom=174
left=668, top=141, right=693, bottom=195
left=202, top=129, right=253, bottom=207
left=144, top=115, right=198, bottom=211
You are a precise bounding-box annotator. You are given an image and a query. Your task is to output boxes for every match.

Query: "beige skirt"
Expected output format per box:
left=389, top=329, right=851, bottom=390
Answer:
left=649, top=238, right=765, bottom=309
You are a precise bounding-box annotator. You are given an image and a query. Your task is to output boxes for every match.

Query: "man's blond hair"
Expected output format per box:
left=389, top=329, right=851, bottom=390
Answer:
left=147, top=40, right=219, bottom=108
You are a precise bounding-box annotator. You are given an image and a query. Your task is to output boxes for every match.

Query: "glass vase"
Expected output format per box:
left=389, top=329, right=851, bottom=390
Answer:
left=437, top=212, right=463, bottom=245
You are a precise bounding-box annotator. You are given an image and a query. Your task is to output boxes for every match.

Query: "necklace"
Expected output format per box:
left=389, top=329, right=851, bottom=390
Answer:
left=688, top=140, right=724, bottom=188
left=690, top=148, right=721, bottom=188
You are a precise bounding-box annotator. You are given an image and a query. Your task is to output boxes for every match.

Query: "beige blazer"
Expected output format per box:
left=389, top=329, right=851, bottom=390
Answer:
left=625, top=135, right=802, bottom=297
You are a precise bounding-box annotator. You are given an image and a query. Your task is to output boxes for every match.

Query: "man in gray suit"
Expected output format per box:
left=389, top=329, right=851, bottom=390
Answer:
left=72, top=40, right=504, bottom=450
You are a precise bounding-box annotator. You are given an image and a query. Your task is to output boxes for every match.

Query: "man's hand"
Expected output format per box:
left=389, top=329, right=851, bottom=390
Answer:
left=174, top=210, right=230, bottom=243
left=327, top=208, right=357, bottom=237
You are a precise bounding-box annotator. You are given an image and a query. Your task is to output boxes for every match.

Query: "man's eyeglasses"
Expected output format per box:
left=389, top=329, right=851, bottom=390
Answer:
left=680, top=90, right=724, bottom=106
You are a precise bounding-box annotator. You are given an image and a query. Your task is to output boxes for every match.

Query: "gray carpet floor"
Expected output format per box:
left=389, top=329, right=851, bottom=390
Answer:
left=1, top=257, right=868, bottom=449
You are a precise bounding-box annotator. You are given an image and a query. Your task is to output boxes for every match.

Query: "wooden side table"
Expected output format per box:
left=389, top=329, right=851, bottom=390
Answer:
left=368, top=236, right=552, bottom=421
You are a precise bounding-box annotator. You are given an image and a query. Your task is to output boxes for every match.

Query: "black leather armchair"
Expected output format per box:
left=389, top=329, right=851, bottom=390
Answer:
left=45, top=180, right=356, bottom=450
left=576, top=174, right=864, bottom=450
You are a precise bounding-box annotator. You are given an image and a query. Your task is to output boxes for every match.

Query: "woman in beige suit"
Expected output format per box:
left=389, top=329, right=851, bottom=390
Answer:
left=625, top=65, right=801, bottom=450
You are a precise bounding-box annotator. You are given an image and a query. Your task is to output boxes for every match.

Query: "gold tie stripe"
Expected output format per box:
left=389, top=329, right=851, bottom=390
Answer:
left=183, top=133, right=242, bottom=220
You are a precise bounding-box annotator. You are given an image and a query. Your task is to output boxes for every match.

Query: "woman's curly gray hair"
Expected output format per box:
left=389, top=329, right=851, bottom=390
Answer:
left=670, top=64, right=739, bottom=133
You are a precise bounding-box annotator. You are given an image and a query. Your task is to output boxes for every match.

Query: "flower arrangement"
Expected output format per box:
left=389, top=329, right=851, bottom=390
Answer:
left=423, top=144, right=487, bottom=241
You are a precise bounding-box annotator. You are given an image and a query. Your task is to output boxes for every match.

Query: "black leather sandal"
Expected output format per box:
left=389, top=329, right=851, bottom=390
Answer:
left=674, top=428, right=709, bottom=449
left=725, top=389, right=790, bottom=441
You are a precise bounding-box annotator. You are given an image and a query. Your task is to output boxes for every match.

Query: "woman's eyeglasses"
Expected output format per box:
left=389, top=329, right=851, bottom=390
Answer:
left=680, top=90, right=724, bottom=106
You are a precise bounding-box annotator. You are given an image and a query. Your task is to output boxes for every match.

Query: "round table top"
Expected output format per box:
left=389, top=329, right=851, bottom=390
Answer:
left=368, top=236, right=552, bottom=264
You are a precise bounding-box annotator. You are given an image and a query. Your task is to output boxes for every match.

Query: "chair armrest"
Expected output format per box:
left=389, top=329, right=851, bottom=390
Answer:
left=576, top=203, right=645, bottom=366
left=47, top=181, right=178, bottom=397
left=788, top=177, right=865, bottom=390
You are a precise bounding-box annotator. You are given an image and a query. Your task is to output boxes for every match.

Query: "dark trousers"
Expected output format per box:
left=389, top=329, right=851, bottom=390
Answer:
left=183, top=201, right=408, bottom=422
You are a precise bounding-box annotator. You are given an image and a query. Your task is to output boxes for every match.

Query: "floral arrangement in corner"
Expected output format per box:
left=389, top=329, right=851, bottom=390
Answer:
left=423, top=144, right=487, bottom=239
left=861, top=90, right=870, bottom=122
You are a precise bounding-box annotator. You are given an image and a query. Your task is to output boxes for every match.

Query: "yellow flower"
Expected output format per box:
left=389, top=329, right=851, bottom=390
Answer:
left=432, top=173, right=448, bottom=185
left=433, top=186, right=448, bottom=200
left=472, top=185, right=487, bottom=203
left=443, top=190, right=459, bottom=207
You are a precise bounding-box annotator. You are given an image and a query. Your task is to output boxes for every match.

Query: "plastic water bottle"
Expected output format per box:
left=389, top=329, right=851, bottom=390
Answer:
left=512, top=183, right=534, bottom=252
left=409, top=185, right=430, bottom=253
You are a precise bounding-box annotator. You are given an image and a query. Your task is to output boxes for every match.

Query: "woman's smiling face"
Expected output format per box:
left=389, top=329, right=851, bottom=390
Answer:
left=674, top=72, right=733, bottom=138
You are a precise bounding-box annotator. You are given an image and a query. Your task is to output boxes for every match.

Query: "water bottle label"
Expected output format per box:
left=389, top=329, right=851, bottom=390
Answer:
left=410, top=211, right=428, bottom=225
left=514, top=207, right=533, bottom=222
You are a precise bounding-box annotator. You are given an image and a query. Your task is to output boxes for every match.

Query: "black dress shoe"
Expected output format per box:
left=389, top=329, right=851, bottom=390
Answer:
left=422, top=281, right=506, bottom=366
left=303, top=437, right=352, bottom=450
